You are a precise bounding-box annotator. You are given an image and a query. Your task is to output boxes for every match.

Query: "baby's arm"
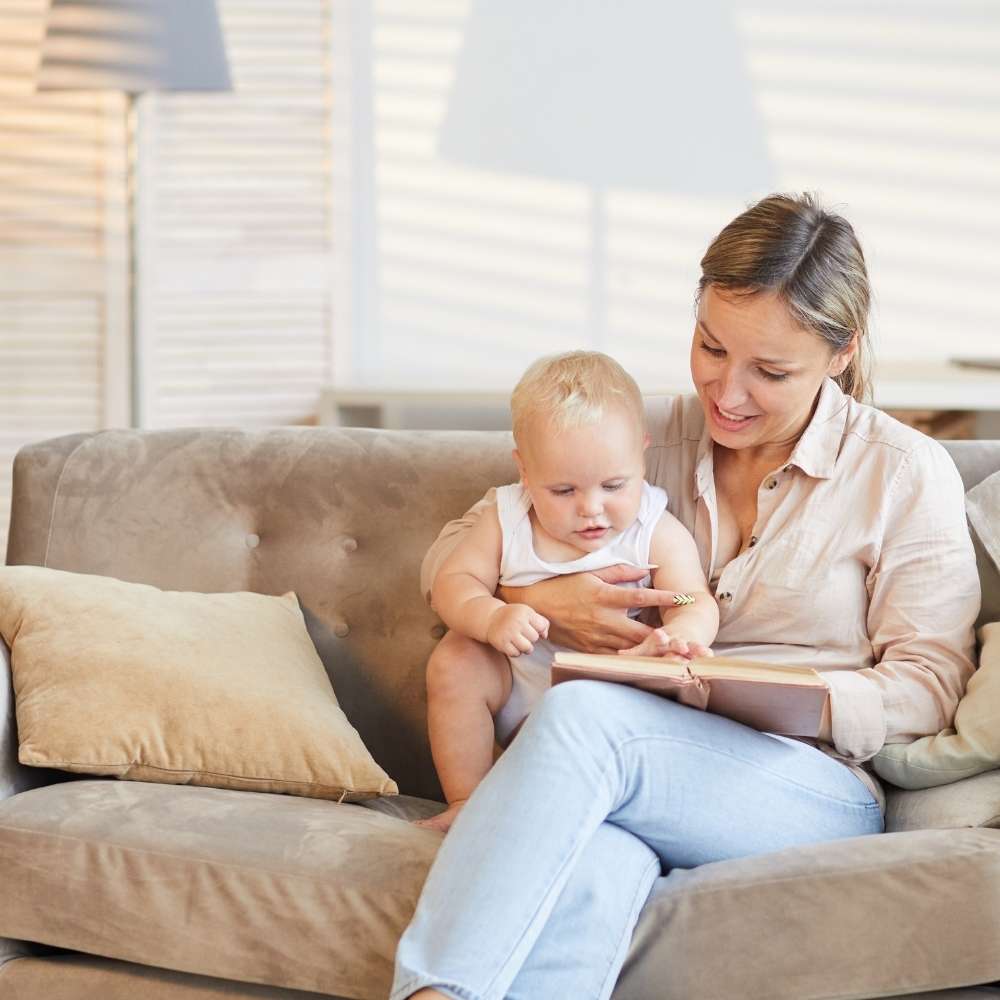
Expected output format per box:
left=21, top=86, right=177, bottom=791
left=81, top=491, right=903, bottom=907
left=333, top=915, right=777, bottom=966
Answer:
left=624, top=512, right=719, bottom=658
left=431, top=509, right=549, bottom=658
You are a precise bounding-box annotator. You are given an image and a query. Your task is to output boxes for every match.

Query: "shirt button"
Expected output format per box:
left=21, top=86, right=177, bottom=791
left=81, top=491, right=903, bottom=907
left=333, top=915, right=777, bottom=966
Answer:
left=245, top=533, right=260, bottom=549
left=748, top=535, right=758, bottom=547
left=333, top=619, right=350, bottom=638
left=765, top=478, right=778, bottom=490
left=783, top=465, right=792, bottom=473
left=719, top=592, right=732, bottom=601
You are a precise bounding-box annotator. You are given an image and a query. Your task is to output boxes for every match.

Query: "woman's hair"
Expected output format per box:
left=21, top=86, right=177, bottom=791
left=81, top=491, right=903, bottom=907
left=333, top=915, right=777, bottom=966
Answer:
left=698, top=192, right=872, bottom=402
left=510, top=351, right=645, bottom=448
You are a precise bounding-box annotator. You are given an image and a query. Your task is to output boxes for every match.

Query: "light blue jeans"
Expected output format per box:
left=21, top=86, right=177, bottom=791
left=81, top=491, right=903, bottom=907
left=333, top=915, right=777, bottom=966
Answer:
left=392, top=680, right=883, bottom=1000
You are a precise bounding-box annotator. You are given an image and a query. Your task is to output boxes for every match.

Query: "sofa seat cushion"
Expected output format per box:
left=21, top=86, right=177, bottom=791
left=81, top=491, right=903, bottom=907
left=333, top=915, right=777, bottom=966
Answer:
left=5, top=781, right=1000, bottom=1000
left=0, top=780, right=441, bottom=998
left=615, top=827, right=1000, bottom=1000
left=3, top=957, right=1000, bottom=1000
left=0, top=954, right=346, bottom=999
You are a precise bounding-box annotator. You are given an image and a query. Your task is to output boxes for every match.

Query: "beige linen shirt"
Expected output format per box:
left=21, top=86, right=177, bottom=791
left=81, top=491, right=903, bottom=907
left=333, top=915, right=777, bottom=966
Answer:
left=421, top=379, right=981, bottom=808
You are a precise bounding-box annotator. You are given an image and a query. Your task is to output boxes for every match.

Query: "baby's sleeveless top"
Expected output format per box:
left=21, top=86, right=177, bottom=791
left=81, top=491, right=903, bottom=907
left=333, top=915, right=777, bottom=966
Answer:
left=491, top=480, right=669, bottom=747
left=496, top=480, right=669, bottom=590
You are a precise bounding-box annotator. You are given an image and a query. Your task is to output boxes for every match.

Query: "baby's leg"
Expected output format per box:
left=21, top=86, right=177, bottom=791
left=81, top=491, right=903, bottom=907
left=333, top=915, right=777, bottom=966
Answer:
left=416, top=630, right=512, bottom=833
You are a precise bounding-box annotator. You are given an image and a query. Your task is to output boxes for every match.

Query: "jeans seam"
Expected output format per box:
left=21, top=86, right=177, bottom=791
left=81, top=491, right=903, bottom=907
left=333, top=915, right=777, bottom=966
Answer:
left=479, top=797, right=614, bottom=1000
left=391, top=975, right=475, bottom=1000
left=613, top=732, right=878, bottom=810
left=592, top=852, right=662, bottom=1000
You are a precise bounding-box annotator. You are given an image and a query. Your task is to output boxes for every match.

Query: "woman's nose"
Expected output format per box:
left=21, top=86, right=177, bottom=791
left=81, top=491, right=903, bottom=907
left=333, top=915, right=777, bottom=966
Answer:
left=715, top=366, right=749, bottom=409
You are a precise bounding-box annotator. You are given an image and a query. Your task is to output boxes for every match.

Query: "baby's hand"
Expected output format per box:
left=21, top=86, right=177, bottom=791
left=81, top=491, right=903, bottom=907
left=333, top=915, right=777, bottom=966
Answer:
left=486, top=603, right=550, bottom=657
left=618, top=628, right=713, bottom=661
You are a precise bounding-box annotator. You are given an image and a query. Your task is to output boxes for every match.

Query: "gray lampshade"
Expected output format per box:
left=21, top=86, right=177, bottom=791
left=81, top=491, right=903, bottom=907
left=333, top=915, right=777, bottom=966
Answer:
left=37, top=0, right=231, bottom=94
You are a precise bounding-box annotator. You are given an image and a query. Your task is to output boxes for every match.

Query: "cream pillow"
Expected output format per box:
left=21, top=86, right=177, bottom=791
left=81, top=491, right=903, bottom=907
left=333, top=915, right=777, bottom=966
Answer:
left=0, top=566, right=397, bottom=801
left=874, top=622, right=1000, bottom=789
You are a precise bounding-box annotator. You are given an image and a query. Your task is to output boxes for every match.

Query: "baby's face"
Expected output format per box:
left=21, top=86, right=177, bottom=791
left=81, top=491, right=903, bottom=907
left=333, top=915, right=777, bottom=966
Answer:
left=515, top=408, right=647, bottom=555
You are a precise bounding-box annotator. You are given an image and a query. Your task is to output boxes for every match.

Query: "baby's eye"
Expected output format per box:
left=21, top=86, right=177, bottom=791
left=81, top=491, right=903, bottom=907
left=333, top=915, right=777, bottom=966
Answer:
left=602, top=482, right=625, bottom=492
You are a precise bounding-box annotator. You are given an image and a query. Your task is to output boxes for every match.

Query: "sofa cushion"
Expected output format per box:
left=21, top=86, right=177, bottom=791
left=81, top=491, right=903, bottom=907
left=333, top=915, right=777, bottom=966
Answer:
left=885, top=769, right=1000, bottom=833
left=614, top=827, right=1000, bottom=1000
left=0, top=566, right=396, bottom=801
left=0, top=954, right=346, bottom=999
left=3, top=781, right=1000, bottom=1000
left=2, top=957, right=999, bottom=1000
left=875, top=624, right=1000, bottom=789
left=0, top=780, right=439, bottom=997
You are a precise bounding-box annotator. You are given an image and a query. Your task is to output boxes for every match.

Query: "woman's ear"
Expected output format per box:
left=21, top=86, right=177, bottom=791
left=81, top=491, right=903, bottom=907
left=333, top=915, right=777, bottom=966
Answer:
left=828, top=332, right=859, bottom=377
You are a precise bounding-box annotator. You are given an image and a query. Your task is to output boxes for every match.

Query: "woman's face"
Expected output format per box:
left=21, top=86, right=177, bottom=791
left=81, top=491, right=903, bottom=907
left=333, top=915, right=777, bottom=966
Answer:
left=690, top=285, right=854, bottom=454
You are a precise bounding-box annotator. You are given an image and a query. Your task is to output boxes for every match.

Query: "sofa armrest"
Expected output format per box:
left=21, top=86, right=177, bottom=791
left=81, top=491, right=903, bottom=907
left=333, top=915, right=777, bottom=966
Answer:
left=0, top=639, right=49, bottom=802
left=0, top=639, right=42, bottom=970
left=885, top=771, right=1000, bottom=832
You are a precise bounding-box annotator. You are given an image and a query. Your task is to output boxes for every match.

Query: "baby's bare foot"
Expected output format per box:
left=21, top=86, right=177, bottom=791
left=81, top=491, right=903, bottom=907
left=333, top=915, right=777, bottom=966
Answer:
left=413, top=800, right=467, bottom=833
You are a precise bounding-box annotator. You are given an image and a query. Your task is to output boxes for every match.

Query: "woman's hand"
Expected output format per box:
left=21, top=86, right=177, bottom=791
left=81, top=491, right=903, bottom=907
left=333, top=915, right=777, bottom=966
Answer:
left=497, top=565, right=687, bottom=654
left=618, top=627, right=714, bottom=660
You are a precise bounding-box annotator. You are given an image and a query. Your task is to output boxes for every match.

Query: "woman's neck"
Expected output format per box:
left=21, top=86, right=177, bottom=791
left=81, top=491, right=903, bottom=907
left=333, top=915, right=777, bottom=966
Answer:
left=714, top=438, right=795, bottom=474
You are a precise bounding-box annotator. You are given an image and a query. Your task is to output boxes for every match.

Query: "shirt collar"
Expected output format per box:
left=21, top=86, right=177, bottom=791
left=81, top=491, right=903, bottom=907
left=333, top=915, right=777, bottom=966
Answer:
left=785, top=377, right=851, bottom=480
left=694, top=412, right=714, bottom=501
left=691, top=377, right=850, bottom=496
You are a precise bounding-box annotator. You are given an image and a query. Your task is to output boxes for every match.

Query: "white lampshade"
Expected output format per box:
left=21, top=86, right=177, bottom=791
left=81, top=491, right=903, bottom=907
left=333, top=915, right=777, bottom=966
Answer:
left=37, top=0, right=231, bottom=94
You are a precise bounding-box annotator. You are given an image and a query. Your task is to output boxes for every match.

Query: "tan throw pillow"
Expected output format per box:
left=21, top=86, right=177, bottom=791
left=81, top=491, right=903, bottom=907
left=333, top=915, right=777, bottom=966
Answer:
left=874, top=622, right=1000, bottom=789
left=0, top=566, right=397, bottom=801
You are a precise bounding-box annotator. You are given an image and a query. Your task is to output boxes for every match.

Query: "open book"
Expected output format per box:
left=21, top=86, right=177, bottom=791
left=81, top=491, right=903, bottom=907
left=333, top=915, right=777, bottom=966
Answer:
left=551, top=652, right=829, bottom=738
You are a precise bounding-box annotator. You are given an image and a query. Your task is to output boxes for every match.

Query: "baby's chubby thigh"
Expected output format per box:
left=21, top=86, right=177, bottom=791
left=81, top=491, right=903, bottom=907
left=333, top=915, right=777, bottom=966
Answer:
left=425, top=629, right=512, bottom=712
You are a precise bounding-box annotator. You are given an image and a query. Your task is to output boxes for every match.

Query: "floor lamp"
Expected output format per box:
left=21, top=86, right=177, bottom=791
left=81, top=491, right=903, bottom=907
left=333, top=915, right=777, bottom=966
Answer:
left=35, top=0, right=232, bottom=427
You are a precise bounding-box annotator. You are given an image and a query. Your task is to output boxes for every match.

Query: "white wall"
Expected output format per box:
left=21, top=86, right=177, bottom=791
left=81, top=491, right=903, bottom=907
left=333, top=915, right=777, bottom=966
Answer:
left=338, top=0, right=1000, bottom=393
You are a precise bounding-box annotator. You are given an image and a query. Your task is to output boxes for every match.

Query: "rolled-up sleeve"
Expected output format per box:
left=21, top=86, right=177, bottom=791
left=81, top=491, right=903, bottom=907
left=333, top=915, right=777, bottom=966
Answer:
left=420, top=487, right=498, bottom=604
left=822, top=442, right=980, bottom=763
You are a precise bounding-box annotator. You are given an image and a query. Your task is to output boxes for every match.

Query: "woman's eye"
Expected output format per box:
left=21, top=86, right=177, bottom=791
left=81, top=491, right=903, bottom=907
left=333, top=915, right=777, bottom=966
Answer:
left=699, top=341, right=725, bottom=357
left=551, top=488, right=573, bottom=497
left=759, top=368, right=789, bottom=382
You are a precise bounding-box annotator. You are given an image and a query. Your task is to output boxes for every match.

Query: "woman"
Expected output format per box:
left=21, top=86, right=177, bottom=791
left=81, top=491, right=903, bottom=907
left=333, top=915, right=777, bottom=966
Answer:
left=393, top=193, right=981, bottom=1000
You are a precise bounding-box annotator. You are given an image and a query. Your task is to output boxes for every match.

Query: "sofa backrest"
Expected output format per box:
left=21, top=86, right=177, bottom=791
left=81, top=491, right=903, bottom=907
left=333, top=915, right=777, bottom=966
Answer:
left=6, top=425, right=1000, bottom=800
left=6, top=427, right=518, bottom=800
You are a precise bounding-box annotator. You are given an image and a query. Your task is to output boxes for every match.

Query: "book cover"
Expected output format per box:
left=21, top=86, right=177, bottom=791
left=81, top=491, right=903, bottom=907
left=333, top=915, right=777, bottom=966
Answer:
left=550, top=652, right=829, bottom=738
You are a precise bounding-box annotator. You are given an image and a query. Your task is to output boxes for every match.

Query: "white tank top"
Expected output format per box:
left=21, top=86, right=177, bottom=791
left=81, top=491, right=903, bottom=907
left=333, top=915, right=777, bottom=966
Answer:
left=496, top=480, right=669, bottom=589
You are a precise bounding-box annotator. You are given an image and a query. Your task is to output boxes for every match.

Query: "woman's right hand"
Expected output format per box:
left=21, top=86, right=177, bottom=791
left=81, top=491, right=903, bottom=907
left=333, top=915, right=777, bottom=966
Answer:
left=497, top=565, right=686, bottom=654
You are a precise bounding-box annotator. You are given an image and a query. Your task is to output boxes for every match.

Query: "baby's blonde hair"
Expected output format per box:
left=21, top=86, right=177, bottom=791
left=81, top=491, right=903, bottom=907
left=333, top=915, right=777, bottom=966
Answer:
left=510, top=351, right=645, bottom=448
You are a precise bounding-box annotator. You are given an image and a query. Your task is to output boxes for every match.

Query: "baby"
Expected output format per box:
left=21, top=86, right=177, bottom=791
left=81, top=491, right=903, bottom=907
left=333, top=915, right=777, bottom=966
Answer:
left=418, top=351, right=719, bottom=833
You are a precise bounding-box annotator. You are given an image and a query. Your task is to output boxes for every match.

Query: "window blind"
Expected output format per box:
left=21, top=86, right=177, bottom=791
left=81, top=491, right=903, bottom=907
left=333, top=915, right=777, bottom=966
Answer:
left=135, top=0, right=338, bottom=428
left=0, top=0, right=127, bottom=561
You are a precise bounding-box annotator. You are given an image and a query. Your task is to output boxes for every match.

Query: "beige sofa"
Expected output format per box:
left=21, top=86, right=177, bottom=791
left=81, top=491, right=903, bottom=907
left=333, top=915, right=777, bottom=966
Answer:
left=2, top=422, right=1000, bottom=1000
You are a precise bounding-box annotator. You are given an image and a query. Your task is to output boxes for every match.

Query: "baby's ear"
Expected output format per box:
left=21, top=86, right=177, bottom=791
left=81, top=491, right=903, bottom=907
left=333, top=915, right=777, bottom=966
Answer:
left=512, top=448, right=527, bottom=482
